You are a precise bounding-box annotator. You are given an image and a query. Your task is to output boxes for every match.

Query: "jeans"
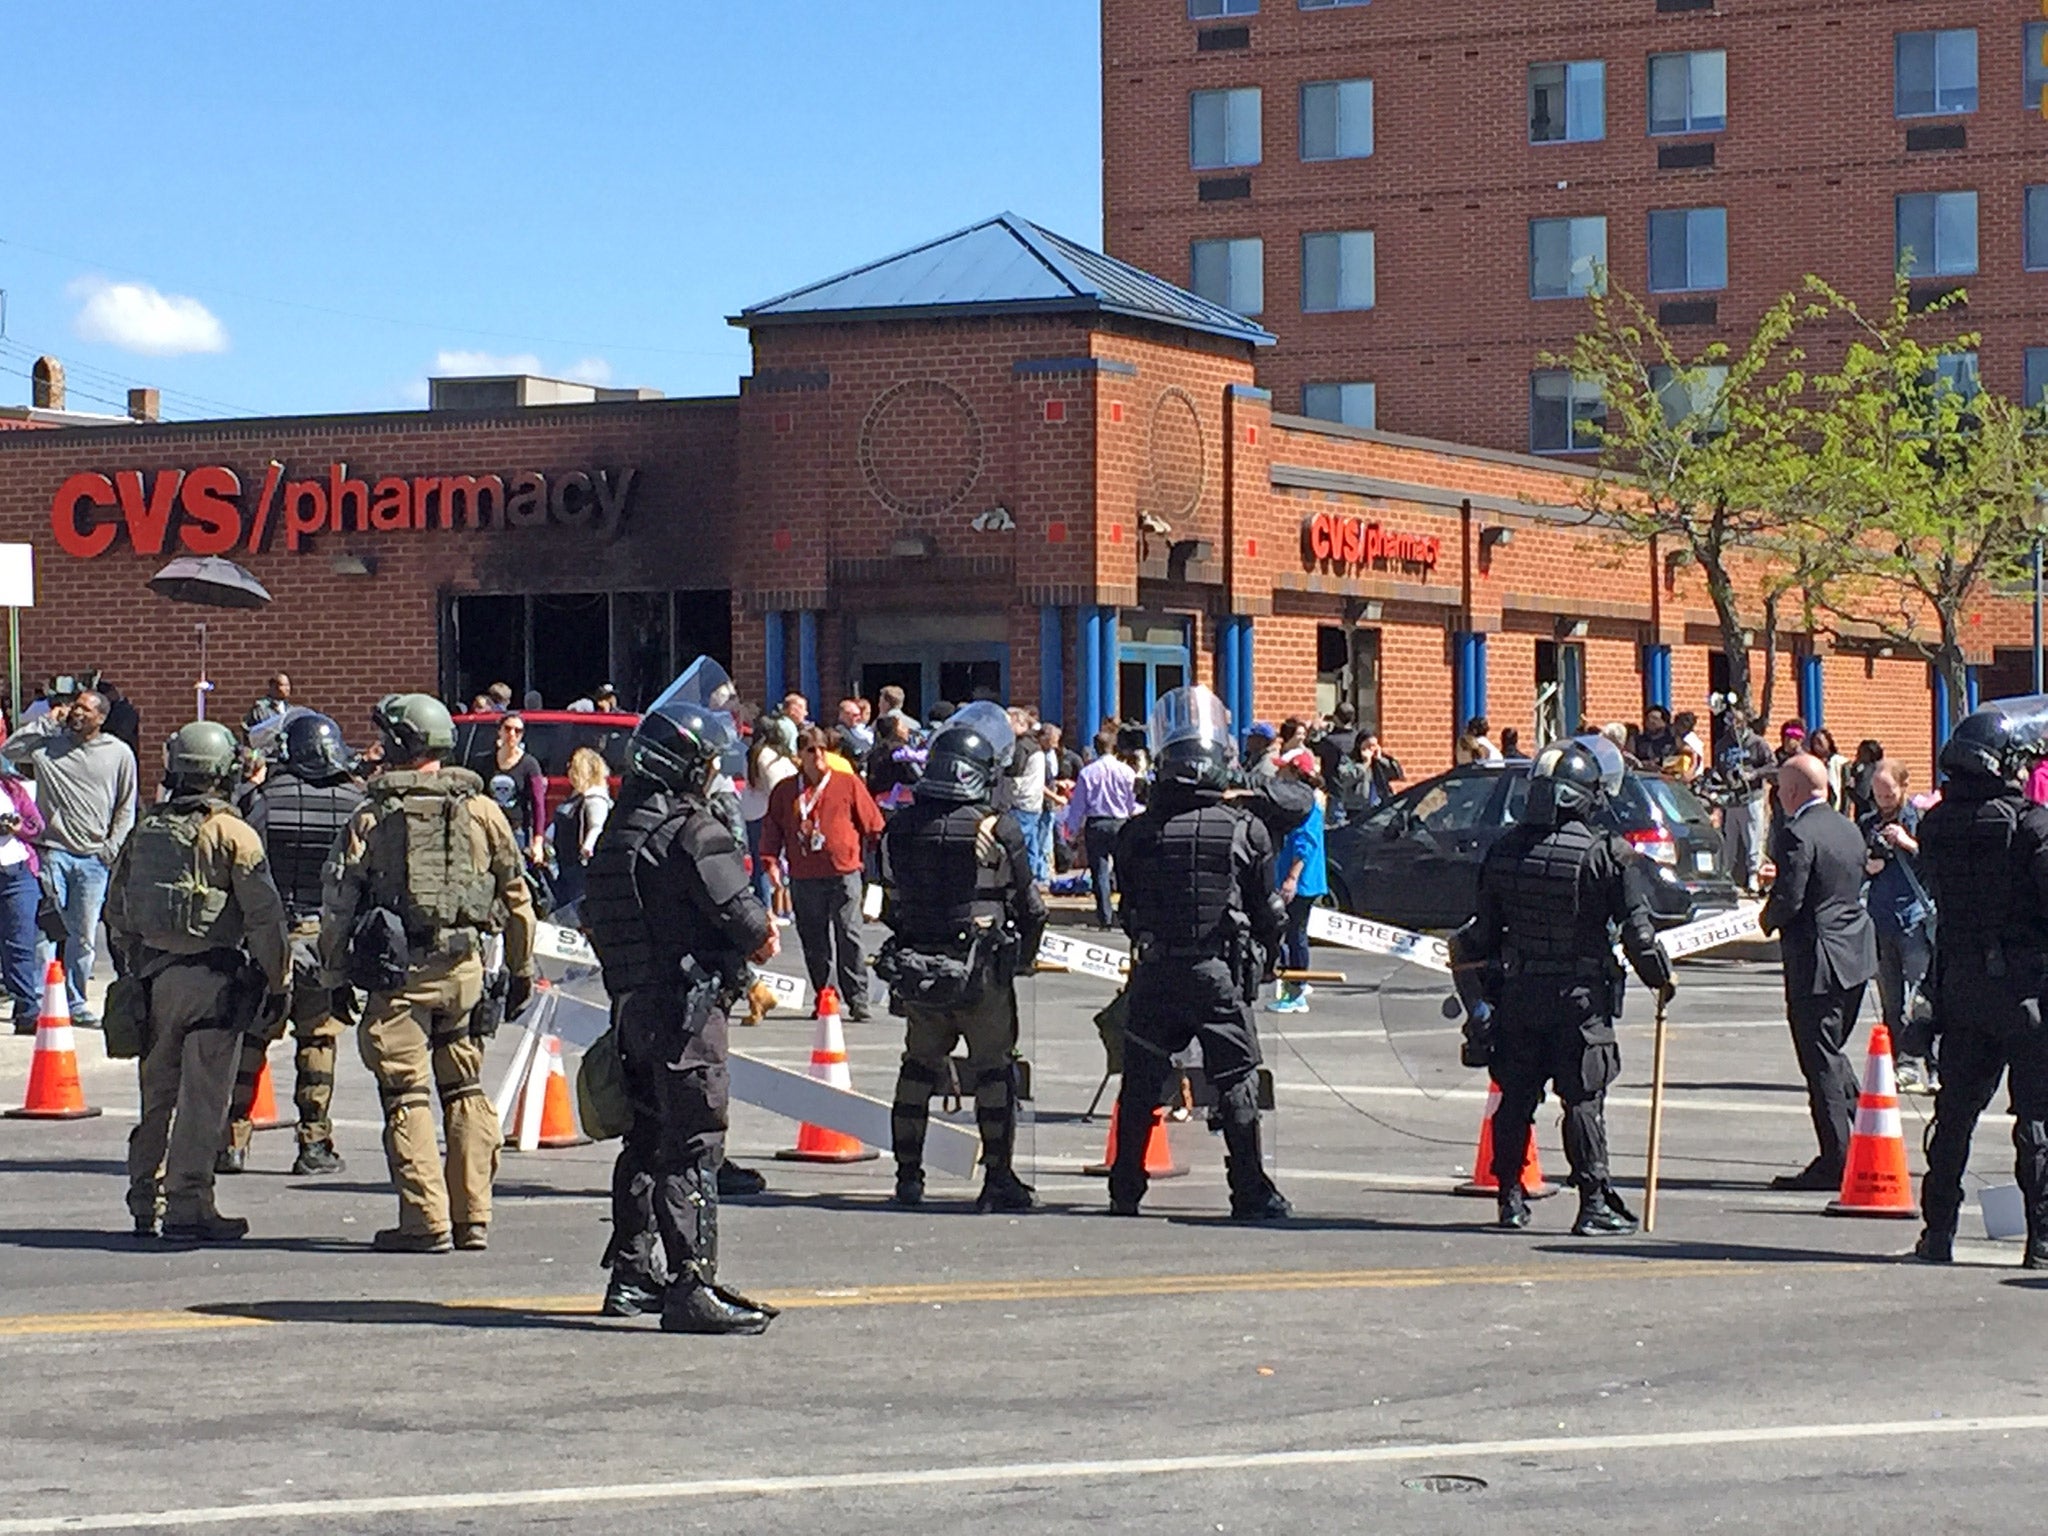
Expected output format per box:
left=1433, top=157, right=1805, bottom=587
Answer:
left=1019, top=807, right=1054, bottom=884
left=40, top=846, right=109, bottom=1021
left=1876, top=922, right=1933, bottom=1055
left=1280, top=894, right=1315, bottom=975
left=0, top=862, right=39, bottom=1020
left=745, top=819, right=773, bottom=907
left=1083, top=817, right=1126, bottom=928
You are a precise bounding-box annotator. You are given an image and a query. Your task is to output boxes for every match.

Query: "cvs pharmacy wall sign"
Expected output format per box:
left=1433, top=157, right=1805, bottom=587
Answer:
left=1301, top=511, right=1442, bottom=573
left=50, top=462, right=637, bottom=558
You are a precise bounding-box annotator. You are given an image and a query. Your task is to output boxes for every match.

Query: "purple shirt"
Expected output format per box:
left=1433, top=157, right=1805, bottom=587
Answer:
left=1064, top=755, right=1139, bottom=835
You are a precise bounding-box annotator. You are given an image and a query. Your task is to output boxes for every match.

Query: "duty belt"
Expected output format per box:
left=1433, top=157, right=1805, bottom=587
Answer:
left=1135, top=938, right=1217, bottom=963
left=1510, top=955, right=1608, bottom=979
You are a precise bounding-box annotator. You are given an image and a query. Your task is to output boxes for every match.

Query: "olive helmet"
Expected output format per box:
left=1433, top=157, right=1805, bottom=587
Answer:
left=163, top=720, right=239, bottom=793
left=372, top=693, right=456, bottom=764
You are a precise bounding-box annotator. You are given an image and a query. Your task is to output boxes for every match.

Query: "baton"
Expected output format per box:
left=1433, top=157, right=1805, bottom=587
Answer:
left=1644, top=989, right=1670, bottom=1233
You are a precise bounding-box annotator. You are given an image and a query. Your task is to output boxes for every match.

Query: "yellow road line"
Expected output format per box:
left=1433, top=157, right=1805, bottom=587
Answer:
left=0, top=1257, right=1852, bottom=1339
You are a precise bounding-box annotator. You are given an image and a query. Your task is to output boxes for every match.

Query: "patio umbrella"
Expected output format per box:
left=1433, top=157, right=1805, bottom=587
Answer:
left=147, top=556, right=271, bottom=610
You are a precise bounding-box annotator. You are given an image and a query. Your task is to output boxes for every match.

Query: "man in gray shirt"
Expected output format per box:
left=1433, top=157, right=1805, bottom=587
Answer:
left=3, top=690, right=138, bottom=1024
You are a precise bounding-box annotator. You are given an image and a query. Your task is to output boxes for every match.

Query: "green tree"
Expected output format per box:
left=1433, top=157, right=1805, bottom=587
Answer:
left=1795, top=279, right=2048, bottom=729
left=1548, top=283, right=1822, bottom=716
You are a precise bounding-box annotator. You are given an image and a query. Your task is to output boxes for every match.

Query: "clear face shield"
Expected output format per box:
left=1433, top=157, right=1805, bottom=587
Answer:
left=1566, top=732, right=1628, bottom=796
left=1146, top=685, right=1233, bottom=758
left=939, top=699, right=1017, bottom=762
left=1982, top=694, right=2048, bottom=771
left=647, top=657, right=746, bottom=779
left=246, top=704, right=313, bottom=761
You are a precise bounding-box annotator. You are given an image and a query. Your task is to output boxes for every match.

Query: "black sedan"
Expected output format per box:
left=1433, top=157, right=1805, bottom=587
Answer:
left=1323, top=760, right=1739, bottom=931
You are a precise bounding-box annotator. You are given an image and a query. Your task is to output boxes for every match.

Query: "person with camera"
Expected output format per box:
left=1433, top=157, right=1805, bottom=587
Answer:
left=107, top=723, right=289, bottom=1242
left=319, top=694, right=535, bottom=1255
left=1710, top=706, right=1773, bottom=894
left=1860, top=760, right=1935, bottom=1094
left=876, top=702, right=1045, bottom=1213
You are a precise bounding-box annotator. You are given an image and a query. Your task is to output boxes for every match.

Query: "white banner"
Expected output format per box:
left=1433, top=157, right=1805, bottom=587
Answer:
left=533, top=921, right=597, bottom=967
left=728, top=1053, right=980, bottom=1178
left=1036, top=930, right=1132, bottom=983
left=1659, top=903, right=1766, bottom=962
left=1306, top=907, right=1452, bottom=972
left=752, top=969, right=810, bottom=1011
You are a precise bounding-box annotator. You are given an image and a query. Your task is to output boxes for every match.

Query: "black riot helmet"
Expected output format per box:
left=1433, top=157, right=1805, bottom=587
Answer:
left=279, top=711, right=352, bottom=781
left=1940, top=694, right=2048, bottom=786
left=1524, top=733, right=1625, bottom=829
left=1148, top=685, right=1233, bottom=791
left=630, top=657, right=744, bottom=796
left=915, top=701, right=1015, bottom=805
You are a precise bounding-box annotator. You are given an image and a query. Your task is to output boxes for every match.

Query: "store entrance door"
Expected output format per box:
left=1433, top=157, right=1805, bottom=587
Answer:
left=1116, top=612, right=1192, bottom=723
left=851, top=612, right=1009, bottom=719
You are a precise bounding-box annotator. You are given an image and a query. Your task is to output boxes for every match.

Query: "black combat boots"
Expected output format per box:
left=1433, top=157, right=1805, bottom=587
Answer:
left=1570, top=1184, right=1639, bottom=1236
left=291, top=1141, right=345, bottom=1176
left=660, top=1280, right=777, bottom=1336
left=601, top=1272, right=668, bottom=1318
left=975, top=1166, right=1039, bottom=1213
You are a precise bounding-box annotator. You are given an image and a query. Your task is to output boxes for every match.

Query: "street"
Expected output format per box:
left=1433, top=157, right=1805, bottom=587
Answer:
left=1, top=926, right=2044, bottom=1535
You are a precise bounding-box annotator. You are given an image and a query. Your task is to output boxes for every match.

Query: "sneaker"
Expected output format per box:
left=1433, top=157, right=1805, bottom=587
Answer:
left=291, top=1142, right=346, bottom=1176
left=1263, top=986, right=1295, bottom=1014
left=372, top=1227, right=453, bottom=1254
left=1911, top=1230, right=1954, bottom=1264
left=1229, top=1188, right=1293, bottom=1223
left=1497, top=1186, right=1531, bottom=1230
left=1770, top=1160, right=1844, bottom=1193
left=453, top=1223, right=488, bottom=1251
left=1895, top=1058, right=1926, bottom=1093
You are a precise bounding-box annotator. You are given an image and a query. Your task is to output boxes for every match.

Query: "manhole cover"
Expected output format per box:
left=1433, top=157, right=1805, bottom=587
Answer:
left=1403, top=1474, right=1489, bottom=1494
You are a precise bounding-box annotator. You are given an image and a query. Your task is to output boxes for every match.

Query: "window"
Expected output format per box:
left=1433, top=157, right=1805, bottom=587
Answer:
left=1530, top=60, right=1605, bottom=143
left=1896, top=29, right=1978, bottom=117
left=1530, top=371, right=1605, bottom=453
left=2029, top=24, right=2048, bottom=110
left=1301, top=230, right=1376, bottom=311
left=1529, top=216, right=1607, bottom=300
left=1191, top=0, right=1257, bottom=16
left=2026, top=348, right=2048, bottom=410
left=1190, top=88, right=1261, bottom=169
left=1896, top=191, right=1979, bottom=277
left=2028, top=186, right=2048, bottom=271
left=1648, top=364, right=1730, bottom=430
left=1648, top=207, right=1728, bottom=293
left=1190, top=238, right=1264, bottom=314
left=1303, top=381, right=1377, bottom=428
left=1648, top=50, right=1727, bottom=135
left=1301, top=78, right=1373, bottom=160
left=1932, top=350, right=1981, bottom=401
left=1300, top=0, right=1369, bottom=9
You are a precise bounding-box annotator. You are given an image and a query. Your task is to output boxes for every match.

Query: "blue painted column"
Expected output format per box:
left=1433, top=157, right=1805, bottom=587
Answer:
left=763, top=611, right=786, bottom=704
left=1797, top=654, right=1824, bottom=730
left=1077, top=608, right=1101, bottom=740
left=1237, top=618, right=1256, bottom=731
left=1453, top=632, right=1488, bottom=736
left=1097, top=606, right=1121, bottom=724
left=1967, top=664, right=1982, bottom=713
left=1038, top=607, right=1064, bottom=727
left=1642, top=644, right=1672, bottom=712
left=1932, top=667, right=1953, bottom=754
left=1215, top=615, right=1240, bottom=731
left=796, top=610, right=820, bottom=711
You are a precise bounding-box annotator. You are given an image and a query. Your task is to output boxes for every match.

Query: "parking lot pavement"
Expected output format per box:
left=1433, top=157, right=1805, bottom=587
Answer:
left=0, top=944, right=2042, bottom=1534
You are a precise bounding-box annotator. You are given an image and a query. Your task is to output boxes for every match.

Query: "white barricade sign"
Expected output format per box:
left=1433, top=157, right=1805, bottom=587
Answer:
left=1036, top=930, right=1131, bottom=983
left=1659, top=903, right=1766, bottom=962
left=533, top=921, right=597, bottom=968
left=753, top=969, right=809, bottom=1011
left=1306, top=907, right=1452, bottom=972
left=728, top=1052, right=980, bottom=1179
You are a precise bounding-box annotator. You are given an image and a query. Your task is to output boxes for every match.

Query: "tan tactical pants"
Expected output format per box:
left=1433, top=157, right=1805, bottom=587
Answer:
left=126, top=964, right=242, bottom=1225
left=357, top=951, right=500, bottom=1236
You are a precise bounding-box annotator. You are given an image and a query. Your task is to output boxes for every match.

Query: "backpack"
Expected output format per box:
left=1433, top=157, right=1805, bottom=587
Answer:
left=359, top=768, right=500, bottom=943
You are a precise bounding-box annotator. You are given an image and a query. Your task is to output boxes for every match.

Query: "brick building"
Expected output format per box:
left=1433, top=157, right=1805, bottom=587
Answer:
left=0, top=213, right=2026, bottom=790
left=1103, top=1, right=2048, bottom=453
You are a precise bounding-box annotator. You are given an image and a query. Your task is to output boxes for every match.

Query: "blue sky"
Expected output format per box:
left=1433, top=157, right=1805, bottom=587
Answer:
left=2, top=3, right=1102, bottom=420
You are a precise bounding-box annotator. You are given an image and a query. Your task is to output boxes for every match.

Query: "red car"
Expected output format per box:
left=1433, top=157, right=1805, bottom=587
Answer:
left=450, top=710, right=637, bottom=821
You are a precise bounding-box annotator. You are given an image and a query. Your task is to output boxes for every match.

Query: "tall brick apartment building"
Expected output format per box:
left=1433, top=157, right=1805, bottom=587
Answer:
left=1103, top=1, right=2048, bottom=453
left=0, top=214, right=2026, bottom=790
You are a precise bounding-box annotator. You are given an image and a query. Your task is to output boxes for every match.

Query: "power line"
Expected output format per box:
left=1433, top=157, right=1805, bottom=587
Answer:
left=0, top=337, right=255, bottom=419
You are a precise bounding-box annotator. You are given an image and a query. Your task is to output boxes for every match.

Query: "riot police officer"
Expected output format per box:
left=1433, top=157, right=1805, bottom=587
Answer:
left=319, top=694, right=536, bottom=1254
left=1109, top=686, right=1289, bottom=1219
left=1460, top=736, right=1673, bottom=1235
left=877, top=701, right=1046, bottom=1212
left=580, top=661, right=782, bottom=1334
left=1913, top=697, right=2048, bottom=1265
left=108, top=723, right=290, bottom=1241
left=224, top=711, right=363, bottom=1175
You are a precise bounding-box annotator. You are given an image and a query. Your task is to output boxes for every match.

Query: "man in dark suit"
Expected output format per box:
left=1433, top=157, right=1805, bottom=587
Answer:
left=1759, top=753, right=1880, bottom=1190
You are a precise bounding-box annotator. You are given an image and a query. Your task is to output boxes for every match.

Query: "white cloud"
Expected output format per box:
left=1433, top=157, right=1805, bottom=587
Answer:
left=563, top=356, right=613, bottom=386
left=69, top=277, right=228, bottom=356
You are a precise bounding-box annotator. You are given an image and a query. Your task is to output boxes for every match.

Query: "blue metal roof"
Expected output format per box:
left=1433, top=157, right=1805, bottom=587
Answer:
left=734, top=213, right=1275, bottom=347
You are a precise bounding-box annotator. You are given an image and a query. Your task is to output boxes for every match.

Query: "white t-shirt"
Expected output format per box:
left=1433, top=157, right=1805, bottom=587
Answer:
left=740, top=752, right=795, bottom=823
left=1011, top=748, right=1047, bottom=814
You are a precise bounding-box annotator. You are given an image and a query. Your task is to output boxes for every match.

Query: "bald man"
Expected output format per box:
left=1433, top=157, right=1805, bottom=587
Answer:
left=1759, top=752, right=1880, bottom=1190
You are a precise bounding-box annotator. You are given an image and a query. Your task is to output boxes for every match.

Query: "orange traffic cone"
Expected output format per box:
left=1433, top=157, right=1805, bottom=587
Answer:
left=246, top=1053, right=288, bottom=1132
left=6, top=959, right=101, bottom=1121
left=1826, top=1022, right=1916, bottom=1219
left=1082, top=1098, right=1189, bottom=1178
left=776, top=987, right=878, bottom=1163
left=1455, top=1078, right=1556, bottom=1198
left=534, top=1034, right=590, bottom=1148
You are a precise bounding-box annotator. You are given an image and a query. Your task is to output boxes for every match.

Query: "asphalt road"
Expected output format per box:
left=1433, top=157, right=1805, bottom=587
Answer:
left=1, top=919, right=2044, bottom=1535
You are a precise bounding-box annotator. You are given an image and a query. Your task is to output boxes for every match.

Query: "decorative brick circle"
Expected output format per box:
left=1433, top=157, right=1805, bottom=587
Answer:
left=857, top=379, right=986, bottom=518
left=1147, top=387, right=1205, bottom=521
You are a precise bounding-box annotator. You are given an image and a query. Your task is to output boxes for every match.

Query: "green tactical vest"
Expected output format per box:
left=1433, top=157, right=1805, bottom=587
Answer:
left=360, top=767, right=500, bottom=941
left=123, top=798, right=237, bottom=948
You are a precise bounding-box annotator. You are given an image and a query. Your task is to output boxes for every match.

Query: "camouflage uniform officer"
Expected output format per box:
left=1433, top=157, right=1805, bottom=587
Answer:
left=320, top=694, right=536, bottom=1254
left=109, top=722, right=290, bottom=1241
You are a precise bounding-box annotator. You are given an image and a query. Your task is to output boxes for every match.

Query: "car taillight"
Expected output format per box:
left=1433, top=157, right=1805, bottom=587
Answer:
left=1624, top=826, right=1679, bottom=866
